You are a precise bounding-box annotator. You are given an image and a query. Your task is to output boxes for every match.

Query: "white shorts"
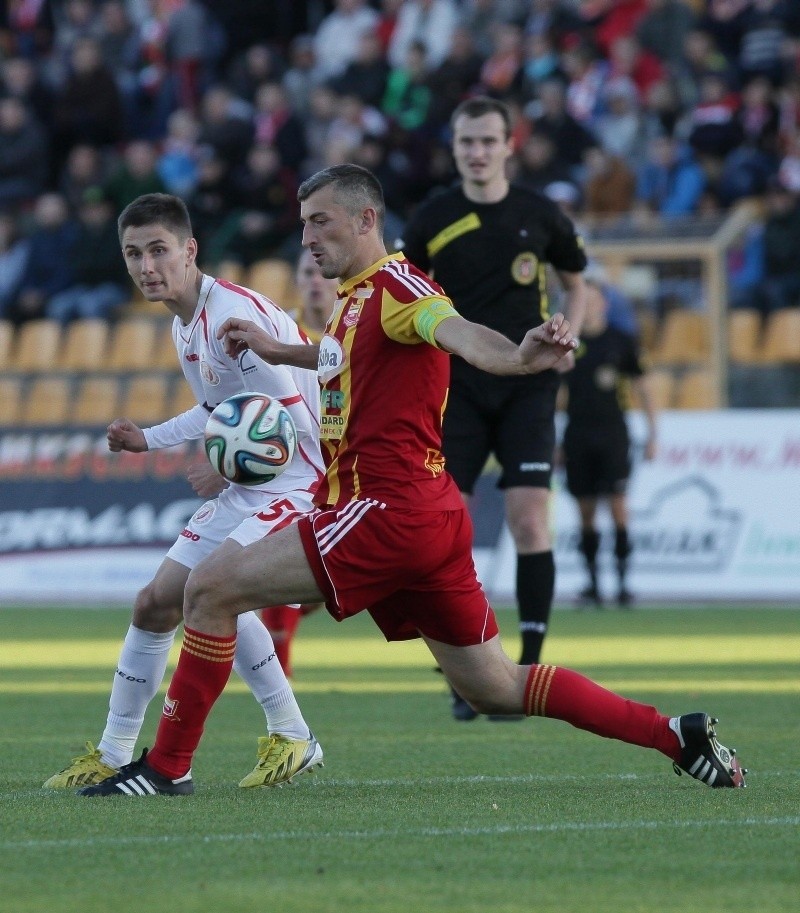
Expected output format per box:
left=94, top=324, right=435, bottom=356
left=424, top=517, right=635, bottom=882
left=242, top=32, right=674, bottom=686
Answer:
left=166, top=485, right=315, bottom=570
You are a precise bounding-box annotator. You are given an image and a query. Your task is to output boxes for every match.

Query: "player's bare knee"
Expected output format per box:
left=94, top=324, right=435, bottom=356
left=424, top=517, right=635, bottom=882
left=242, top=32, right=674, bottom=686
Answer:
left=132, top=583, right=181, bottom=632
left=183, top=562, right=225, bottom=621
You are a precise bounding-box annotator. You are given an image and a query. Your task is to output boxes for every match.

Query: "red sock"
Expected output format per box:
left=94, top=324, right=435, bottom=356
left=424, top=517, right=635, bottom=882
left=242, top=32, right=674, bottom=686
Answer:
left=261, top=605, right=301, bottom=676
left=147, top=626, right=236, bottom=779
left=524, top=665, right=680, bottom=761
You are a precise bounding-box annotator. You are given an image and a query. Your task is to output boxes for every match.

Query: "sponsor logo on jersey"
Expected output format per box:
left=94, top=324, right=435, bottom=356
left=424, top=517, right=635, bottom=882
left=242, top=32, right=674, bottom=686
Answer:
left=511, top=252, right=538, bottom=285
left=320, top=413, right=346, bottom=439
left=318, top=336, right=345, bottom=383
left=179, top=527, right=201, bottom=541
left=185, top=353, right=200, bottom=362
left=200, top=359, right=221, bottom=385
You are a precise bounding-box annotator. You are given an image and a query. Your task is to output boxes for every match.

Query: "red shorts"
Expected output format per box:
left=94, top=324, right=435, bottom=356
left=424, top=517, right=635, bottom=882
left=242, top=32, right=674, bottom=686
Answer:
left=296, top=499, right=499, bottom=646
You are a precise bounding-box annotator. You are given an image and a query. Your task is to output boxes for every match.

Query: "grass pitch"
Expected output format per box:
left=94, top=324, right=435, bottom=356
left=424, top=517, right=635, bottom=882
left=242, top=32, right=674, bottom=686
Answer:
left=1, top=605, right=798, bottom=913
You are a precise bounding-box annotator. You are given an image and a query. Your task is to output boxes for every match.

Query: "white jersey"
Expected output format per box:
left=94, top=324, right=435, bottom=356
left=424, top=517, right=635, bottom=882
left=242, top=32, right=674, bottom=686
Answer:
left=143, top=274, right=324, bottom=506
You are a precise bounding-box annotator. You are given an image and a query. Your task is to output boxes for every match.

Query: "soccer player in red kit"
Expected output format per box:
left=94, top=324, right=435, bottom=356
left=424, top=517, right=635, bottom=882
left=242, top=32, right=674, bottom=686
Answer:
left=81, top=165, right=746, bottom=796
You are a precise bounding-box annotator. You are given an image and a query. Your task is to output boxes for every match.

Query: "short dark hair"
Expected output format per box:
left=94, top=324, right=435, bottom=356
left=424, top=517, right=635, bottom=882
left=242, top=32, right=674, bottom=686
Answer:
left=298, top=164, right=386, bottom=231
left=117, top=193, right=192, bottom=244
left=450, top=96, right=512, bottom=138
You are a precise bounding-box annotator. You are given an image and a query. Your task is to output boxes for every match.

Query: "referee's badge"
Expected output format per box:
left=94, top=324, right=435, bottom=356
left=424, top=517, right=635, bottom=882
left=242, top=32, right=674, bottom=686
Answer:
left=511, top=252, right=538, bottom=285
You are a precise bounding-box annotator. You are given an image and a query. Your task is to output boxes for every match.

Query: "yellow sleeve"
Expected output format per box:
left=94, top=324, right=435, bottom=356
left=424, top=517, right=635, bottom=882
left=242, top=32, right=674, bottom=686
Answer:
left=380, top=293, right=460, bottom=347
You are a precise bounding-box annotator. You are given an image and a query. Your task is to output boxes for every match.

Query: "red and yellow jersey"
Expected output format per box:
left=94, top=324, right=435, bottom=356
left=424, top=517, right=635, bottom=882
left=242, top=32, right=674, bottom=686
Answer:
left=315, top=252, right=464, bottom=510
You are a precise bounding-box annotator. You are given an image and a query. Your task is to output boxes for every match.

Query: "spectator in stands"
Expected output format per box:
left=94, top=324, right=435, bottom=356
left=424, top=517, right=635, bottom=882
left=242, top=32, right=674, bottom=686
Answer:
left=196, top=84, right=254, bottom=171
left=103, top=140, right=167, bottom=212
left=520, top=30, right=565, bottom=102
left=281, top=34, right=320, bottom=119
left=0, top=55, right=53, bottom=126
left=50, top=0, right=103, bottom=83
left=0, top=97, right=49, bottom=207
left=561, top=39, right=609, bottom=126
left=185, top=150, right=238, bottom=258
left=478, top=20, right=525, bottom=101
left=687, top=70, right=743, bottom=163
left=593, top=76, right=647, bottom=164
left=95, top=0, right=140, bottom=120
left=581, top=0, right=649, bottom=59
left=157, top=108, right=202, bottom=197
left=207, top=143, right=298, bottom=267
left=302, top=85, right=341, bottom=176
left=515, top=130, right=574, bottom=193
left=164, top=0, right=226, bottom=113
left=634, top=134, right=706, bottom=218
left=672, top=27, right=733, bottom=111
left=426, top=24, right=484, bottom=131
left=529, top=77, right=599, bottom=175
left=607, top=33, right=665, bottom=102
left=0, top=211, right=30, bottom=320
left=388, top=0, right=459, bottom=72
left=252, top=81, right=308, bottom=174
left=226, top=43, right=284, bottom=106
left=50, top=35, right=125, bottom=174
left=44, top=187, right=129, bottom=323
left=0, top=0, right=55, bottom=59
left=329, top=29, right=391, bottom=110
left=7, top=192, right=76, bottom=324
left=718, top=75, right=781, bottom=203
left=59, top=143, right=110, bottom=214
left=737, top=0, right=793, bottom=87
left=636, top=0, right=698, bottom=70
left=524, top=0, right=583, bottom=47
left=698, top=0, right=751, bottom=69
left=731, top=175, right=800, bottom=314
left=382, top=40, right=433, bottom=133
left=313, top=0, right=380, bottom=82
left=583, top=145, right=638, bottom=223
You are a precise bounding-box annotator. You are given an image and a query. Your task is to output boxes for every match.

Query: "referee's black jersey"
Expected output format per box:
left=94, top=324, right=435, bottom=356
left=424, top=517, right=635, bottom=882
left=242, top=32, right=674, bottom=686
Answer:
left=398, top=183, right=587, bottom=345
left=564, top=327, right=645, bottom=427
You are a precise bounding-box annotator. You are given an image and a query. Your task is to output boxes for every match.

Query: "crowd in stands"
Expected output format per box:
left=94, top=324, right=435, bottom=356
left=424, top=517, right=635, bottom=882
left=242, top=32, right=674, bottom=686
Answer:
left=3, top=0, right=800, bottom=326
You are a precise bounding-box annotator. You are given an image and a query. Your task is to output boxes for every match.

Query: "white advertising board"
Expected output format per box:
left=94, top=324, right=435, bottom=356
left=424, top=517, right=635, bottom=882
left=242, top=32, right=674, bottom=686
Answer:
left=479, top=410, right=800, bottom=603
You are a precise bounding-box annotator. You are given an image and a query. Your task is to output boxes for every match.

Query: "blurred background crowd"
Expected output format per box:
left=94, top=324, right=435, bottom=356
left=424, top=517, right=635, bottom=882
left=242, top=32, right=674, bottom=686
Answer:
left=2, top=0, right=800, bottom=326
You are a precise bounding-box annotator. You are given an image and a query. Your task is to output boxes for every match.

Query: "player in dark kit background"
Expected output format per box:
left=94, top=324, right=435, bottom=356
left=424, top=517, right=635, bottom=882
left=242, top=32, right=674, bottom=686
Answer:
left=559, top=279, right=657, bottom=607
left=398, top=96, right=587, bottom=720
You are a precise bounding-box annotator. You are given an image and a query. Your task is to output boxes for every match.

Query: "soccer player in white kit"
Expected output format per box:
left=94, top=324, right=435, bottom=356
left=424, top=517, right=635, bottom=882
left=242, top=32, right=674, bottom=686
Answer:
left=44, top=193, right=326, bottom=790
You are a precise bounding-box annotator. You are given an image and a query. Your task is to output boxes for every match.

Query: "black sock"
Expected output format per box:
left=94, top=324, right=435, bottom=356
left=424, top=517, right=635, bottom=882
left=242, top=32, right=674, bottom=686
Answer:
left=579, top=528, right=600, bottom=591
left=614, top=527, right=631, bottom=591
left=516, top=551, right=555, bottom=665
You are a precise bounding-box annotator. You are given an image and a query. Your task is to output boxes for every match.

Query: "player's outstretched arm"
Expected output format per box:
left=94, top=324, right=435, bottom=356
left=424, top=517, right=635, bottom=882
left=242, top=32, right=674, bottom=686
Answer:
left=217, top=317, right=319, bottom=370
left=107, top=418, right=147, bottom=452
left=435, top=313, right=576, bottom=376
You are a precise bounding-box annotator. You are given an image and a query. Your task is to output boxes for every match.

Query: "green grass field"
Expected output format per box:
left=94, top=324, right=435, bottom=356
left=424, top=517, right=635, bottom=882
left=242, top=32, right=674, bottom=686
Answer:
left=1, top=605, right=798, bottom=913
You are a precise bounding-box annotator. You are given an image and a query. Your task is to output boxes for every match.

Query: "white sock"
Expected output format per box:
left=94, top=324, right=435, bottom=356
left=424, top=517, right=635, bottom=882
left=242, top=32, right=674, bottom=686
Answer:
left=233, top=611, right=310, bottom=740
left=97, top=625, right=177, bottom=769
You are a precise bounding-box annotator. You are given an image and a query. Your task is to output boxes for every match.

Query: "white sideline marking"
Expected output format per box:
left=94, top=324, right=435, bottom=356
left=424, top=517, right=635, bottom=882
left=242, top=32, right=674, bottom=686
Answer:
left=2, top=817, right=798, bottom=852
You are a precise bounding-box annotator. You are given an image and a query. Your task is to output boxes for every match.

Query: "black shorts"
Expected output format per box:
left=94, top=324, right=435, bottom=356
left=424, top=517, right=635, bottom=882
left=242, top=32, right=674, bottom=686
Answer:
left=562, top=422, right=631, bottom=498
left=442, top=362, right=559, bottom=494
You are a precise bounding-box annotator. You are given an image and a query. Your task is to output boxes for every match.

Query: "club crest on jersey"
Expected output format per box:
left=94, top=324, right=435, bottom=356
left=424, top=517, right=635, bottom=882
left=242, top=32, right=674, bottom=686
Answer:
left=318, top=335, right=345, bottom=383
left=343, top=300, right=364, bottom=327
left=200, top=359, right=221, bottom=385
left=192, top=500, right=217, bottom=525
left=511, top=252, right=538, bottom=285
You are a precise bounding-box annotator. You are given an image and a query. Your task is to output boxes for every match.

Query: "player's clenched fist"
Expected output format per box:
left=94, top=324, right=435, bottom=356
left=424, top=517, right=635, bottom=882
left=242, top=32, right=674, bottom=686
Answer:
left=107, top=418, right=148, bottom=453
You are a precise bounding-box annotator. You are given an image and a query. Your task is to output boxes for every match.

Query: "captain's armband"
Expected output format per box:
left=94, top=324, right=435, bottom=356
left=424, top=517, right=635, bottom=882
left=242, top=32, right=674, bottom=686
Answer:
left=414, top=297, right=460, bottom=346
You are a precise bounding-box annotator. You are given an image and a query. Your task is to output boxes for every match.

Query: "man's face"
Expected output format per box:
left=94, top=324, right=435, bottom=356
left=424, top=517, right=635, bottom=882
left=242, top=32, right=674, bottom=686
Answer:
left=452, top=112, right=512, bottom=187
left=296, top=249, right=339, bottom=312
left=121, top=223, right=196, bottom=300
left=300, top=184, right=361, bottom=281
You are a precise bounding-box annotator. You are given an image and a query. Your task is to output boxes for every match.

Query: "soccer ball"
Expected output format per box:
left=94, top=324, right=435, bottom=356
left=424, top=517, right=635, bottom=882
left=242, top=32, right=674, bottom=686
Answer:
left=204, top=392, right=297, bottom=486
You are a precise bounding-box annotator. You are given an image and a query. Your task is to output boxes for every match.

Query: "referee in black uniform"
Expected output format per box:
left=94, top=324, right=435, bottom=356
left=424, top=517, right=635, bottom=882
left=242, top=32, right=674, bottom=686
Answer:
left=398, top=96, right=587, bottom=720
left=560, top=279, right=657, bottom=607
